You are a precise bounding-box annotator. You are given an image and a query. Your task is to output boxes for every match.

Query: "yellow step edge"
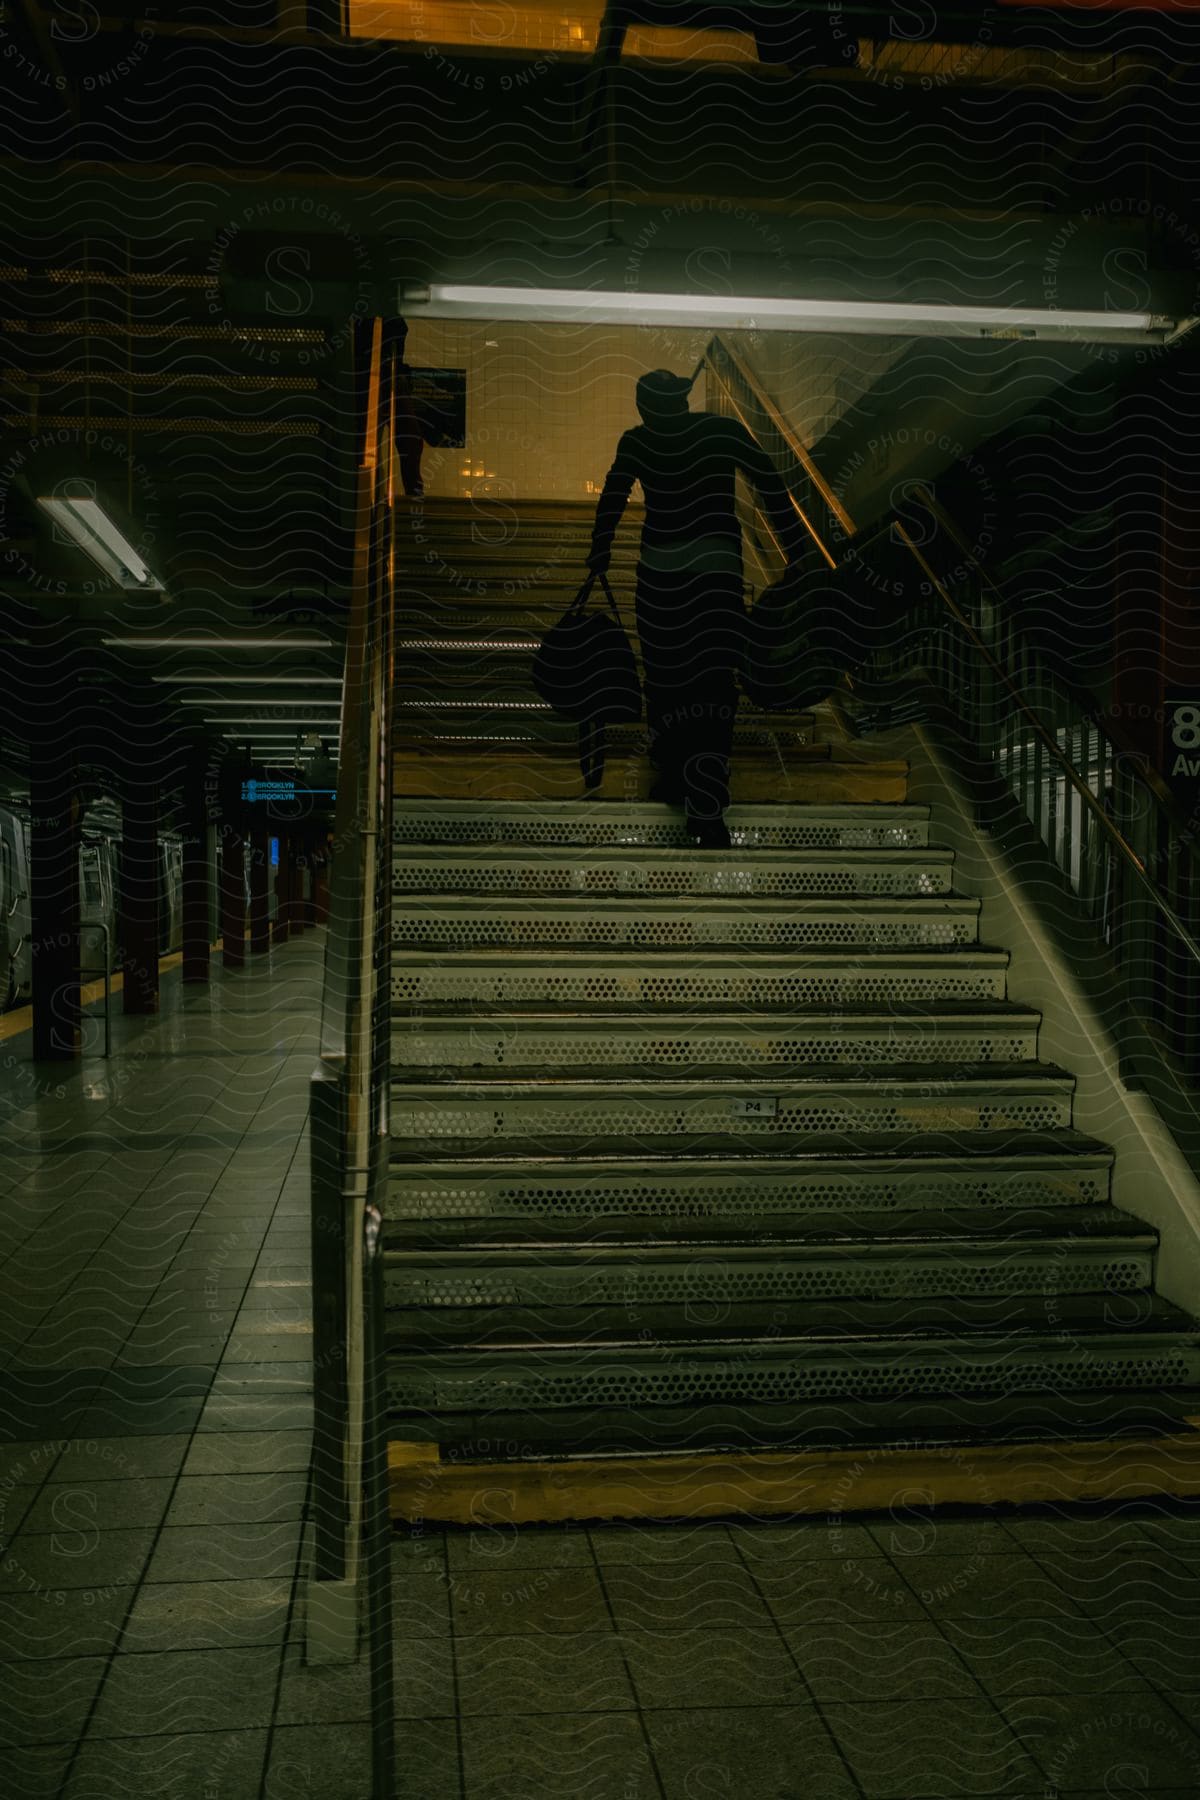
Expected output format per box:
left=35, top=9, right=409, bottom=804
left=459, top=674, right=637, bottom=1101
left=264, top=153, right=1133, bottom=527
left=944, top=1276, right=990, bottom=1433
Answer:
left=389, top=1422, right=1200, bottom=1526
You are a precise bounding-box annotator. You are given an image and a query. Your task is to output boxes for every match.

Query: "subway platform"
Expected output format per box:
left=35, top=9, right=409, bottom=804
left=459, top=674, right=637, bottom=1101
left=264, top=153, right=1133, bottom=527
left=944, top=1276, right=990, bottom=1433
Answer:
left=0, top=931, right=388, bottom=1799
left=3, top=931, right=1200, bottom=1797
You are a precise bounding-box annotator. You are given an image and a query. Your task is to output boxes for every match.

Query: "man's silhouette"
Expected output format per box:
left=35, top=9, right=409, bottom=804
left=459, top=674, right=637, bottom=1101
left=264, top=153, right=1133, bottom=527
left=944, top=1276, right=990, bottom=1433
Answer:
left=587, top=368, right=806, bottom=846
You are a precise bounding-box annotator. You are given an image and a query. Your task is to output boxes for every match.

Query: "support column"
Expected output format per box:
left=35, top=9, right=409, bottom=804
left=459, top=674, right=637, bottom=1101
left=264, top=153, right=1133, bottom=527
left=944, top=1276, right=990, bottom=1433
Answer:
left=29, top=748, right=81, bottom=1061
left=182, top=815, right=212, bottom=985
left=313, top=846, right=330, bottom=925
left=272, top=833, right=290, bottom=944
left=290, top=844, right=308, bottom=935
left=220, top=827, right=246, bottom=970
left=121, top=779, right=160, bottom=1014
left=249, top=827, right=272, bottom=954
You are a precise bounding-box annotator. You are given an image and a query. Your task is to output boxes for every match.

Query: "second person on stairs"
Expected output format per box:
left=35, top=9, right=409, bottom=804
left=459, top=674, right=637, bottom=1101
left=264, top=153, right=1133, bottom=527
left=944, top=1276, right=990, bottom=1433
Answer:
left=587, top=368, right=808, bottom=848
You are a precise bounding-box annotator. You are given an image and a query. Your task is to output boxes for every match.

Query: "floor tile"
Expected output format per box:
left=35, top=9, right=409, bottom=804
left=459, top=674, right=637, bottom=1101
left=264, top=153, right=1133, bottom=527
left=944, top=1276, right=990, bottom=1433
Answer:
left=0, top=1741, right=77, bottom=1800
left=146, top=1520, right=301, bottom=1583
left=603, top=1558, right=772, bottom=1632
left=87, top=1645, right=281, bottom=1738
left=119, top=1577, right=294, bottom=1651
left=0, top=1483, right=39, bottom=1541
left=274, top=1643, right=376, bottom=1725
left=451, top=1565, right=613, bottom=1636
left=452, top=1631, right=634, bottom=1716
left=0, top=1656, right=108, bottom=1747
left=621, top=1626, right=804, bottom=1709
left=645, top=1703, right=860, bottom=1800
left=0, top=1527, right=155, bottom=1594
left=63, top=1727, right=268, bottom=1800
left=726, top=1516, right=883, bottom=1564
left=0, top=1585, right=135, bottom=1661
left=47, top=1435, right=192, bottom=1483
left=1000, top=1692, right=1200, bottom=1791
left=941, top=1614, right=1151, bottom=1697
left=462, top=1709, right=654, bottom=1800
left=391, top=1561, right=452, bottom=1636
left=590, top=1519, right=739, bottom=1566
left=752, top=1557, right=930, bottom=1627
left=445, top=1523, right=593, bottom=1573
left=197, top=1395, right=314, bottom=1432
left=21, top=1476, right=175, bottom=1535
left=182, top=1429, right=313, bottom=1475
left=262, top=1722, right=374, bottom=1800
left=165, top=1470, right=308, bottom=1526
left=783, top=1616, right=981, bottom=1703
left=389, top=1630, right=457, bottom=1721
left=893, top=1552, right=1085, bottom=1620
left=823, top=1696, right=1041, bottom=1798
left=867, top=1511, right=1016, bottom=1559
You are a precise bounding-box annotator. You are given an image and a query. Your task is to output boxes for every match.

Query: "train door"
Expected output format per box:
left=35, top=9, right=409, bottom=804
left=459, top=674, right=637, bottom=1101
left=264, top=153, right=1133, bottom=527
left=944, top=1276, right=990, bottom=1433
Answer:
left=0, top=810, right=32, bottom=1008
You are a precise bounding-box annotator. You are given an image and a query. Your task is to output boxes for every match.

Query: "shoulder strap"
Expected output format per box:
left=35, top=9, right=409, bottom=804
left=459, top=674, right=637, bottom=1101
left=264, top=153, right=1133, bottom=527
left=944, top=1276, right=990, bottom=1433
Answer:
left=568, top=569, right=623, bottom=623
left=579, top=717, right=607, bottom=792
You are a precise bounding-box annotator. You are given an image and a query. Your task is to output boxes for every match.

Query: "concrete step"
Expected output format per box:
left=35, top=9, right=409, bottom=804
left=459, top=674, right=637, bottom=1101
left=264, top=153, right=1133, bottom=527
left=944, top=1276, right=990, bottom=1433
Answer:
left=388, top=1064, right=1075, bottom=1140
left=384, top=1131, right=1114, bottom=1227
left=389, top=946, right=1009, bottom=1007
left=389, top=843, right=954, bottom=900
left=390, top=1003, right=1042, bottom=1073
left=390, top=800, right=931, bottom=850
left=390, top=893, right=980, bottom=951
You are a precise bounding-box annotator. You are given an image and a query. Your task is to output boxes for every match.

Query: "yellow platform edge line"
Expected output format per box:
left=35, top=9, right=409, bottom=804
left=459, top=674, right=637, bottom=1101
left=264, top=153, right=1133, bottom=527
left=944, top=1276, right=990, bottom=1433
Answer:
left=388, top=1424, right=1200, bottom=1526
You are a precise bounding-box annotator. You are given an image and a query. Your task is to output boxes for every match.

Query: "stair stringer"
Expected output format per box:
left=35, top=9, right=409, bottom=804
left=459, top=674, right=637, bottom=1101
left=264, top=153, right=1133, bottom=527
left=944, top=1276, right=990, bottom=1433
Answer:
left=900, top=714, right=1200, bottom=1315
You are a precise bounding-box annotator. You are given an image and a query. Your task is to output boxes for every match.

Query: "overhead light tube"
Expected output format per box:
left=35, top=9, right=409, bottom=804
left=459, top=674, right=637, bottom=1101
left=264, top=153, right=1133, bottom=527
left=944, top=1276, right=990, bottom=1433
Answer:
left=410, top=284, right=1183, bottom=344
left=38, top=494, right=163, bottom=590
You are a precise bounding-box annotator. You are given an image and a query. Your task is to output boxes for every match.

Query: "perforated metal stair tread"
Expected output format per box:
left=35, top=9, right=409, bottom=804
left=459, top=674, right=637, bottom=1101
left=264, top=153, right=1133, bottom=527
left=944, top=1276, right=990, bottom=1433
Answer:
left=392, top=848, right=956, bottom=902
left=394, top=1390, right=1200, bottom=1462
left=387, top=1125, right=1112, bottom=1164
left=391, top=1001, right=1039, bottom=1024
left=391, top=1061, right=1073, bottom=1090
left=383, top=1202, right=1148, bottom=1254
left=392, top=800, right=933, bottom=849
left=386, top=1289, right=1200, bottom=1351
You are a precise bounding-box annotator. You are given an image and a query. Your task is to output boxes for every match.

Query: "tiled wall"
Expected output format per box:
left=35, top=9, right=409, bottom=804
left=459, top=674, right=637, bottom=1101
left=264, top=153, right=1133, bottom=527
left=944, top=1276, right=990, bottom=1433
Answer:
left=402, top=319, right=906, bottom=501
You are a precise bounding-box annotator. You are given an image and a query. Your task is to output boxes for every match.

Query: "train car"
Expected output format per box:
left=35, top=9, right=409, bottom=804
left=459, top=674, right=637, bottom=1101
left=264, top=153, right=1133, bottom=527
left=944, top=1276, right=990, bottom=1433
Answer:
left=0, top=799, right=190, bottom=1007
left=0, top=806, right=32, bottom=1009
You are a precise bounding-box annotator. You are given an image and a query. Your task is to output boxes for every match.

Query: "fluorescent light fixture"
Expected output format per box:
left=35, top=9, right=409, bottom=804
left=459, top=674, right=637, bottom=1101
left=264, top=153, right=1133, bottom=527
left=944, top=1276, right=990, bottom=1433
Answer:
left=207, top=715, right=342, bottom=724
left=103, top=634, right=331, bottom=648
left=153, top=675, right=342, bottom=685
left=38, top=494, right=163, bottom=589
left=407, top=283, right=1185, bottom=344
left=179, top=697, right=342, bottom=708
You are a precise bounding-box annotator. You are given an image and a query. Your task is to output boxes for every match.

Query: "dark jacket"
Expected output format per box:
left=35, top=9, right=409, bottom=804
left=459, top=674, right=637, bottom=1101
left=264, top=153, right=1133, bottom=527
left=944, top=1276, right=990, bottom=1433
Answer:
left=589, top=410, right=809, bottom=569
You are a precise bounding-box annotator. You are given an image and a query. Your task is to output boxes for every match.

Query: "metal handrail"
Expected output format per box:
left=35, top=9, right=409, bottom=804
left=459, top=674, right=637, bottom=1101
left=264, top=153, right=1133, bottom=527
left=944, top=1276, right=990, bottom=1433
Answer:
left=309, top=316, right=395, bottom=1796
left=700, top=333, right=1200, bottom=984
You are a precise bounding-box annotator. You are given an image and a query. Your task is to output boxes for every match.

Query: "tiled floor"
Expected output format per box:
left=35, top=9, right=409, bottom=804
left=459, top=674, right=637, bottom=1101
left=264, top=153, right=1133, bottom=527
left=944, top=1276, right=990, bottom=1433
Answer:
left=4, top=935, right=1200, bottom=1798
left=393, top=1502, right=1200, bottom=1800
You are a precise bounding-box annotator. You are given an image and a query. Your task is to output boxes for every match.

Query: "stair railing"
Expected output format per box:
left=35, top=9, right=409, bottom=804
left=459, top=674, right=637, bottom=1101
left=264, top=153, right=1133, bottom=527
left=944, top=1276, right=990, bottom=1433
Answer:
left=308, top=316, right=395, bottom=1796
left=699, top=332, right=1200, bottom=1116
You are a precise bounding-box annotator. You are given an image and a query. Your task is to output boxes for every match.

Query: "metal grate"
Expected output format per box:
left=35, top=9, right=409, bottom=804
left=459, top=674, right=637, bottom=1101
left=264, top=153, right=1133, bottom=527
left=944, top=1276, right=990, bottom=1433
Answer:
left=392, top=1020, right=1038, bottom=1070
left=386, top=1250, right=1149, bottom=1310
left=391, top=802, right=931, bottom=851
left=391, top=954, right=1007, bottom=1007
left=391, top=1081, right=1074, bottom=1139
left=389, top=1340, right=1200, bottom=1412
left=391, top=900, right=980, bottom=951
left=391, top=848, right=952, bottom=900
left=388, top=1163, right=1109, bottom=1222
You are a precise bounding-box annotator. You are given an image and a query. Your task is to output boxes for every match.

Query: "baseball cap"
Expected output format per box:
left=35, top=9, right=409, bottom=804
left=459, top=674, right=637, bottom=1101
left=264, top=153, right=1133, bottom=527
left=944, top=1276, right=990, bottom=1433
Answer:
left=636, top=369, right=694, bottom=408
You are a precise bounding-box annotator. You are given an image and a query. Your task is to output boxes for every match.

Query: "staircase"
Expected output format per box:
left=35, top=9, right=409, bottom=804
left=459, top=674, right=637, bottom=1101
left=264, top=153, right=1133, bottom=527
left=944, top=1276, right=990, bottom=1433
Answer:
left=384, top=499, right=1200, bottom=1517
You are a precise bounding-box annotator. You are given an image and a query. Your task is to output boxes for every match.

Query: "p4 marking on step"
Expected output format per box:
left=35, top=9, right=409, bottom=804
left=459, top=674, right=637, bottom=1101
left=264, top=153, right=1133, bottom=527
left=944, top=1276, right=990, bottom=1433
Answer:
left=732, top=1096, right=779, bottom=1118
